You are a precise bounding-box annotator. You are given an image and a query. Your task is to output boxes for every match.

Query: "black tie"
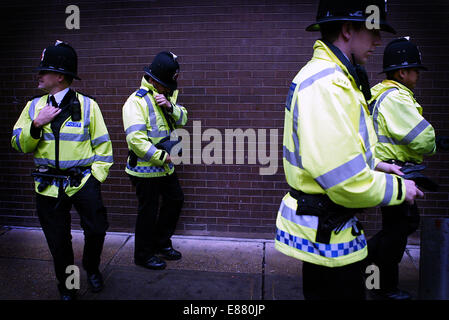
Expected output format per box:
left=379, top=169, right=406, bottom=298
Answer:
left=50, top=95, right=58, bottom=108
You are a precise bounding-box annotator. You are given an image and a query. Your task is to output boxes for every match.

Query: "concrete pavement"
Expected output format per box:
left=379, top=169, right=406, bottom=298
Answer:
left=0, top=225, right=420, bottom=300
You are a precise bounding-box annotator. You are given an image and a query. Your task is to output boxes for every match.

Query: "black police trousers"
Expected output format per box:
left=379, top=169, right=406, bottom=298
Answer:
left=36, top=175, right=109, bottom=294
left=367, top=202, right=420, bottom=291
left=302, top=258, right=367, bottom=300
left=129, top=171, right=184, bottom=261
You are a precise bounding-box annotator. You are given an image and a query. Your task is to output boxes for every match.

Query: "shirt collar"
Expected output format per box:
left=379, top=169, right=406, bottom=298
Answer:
left=50, top=87, right=70, bottom=106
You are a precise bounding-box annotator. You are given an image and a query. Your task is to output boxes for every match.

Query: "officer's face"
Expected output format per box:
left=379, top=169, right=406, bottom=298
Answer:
left=349, top=26, right=382, bottom=65
left=153, top=81, right=171, bottom=96
left=400, top=68, right=420, bottom=90
left=37, top=71, right=64, bottom=92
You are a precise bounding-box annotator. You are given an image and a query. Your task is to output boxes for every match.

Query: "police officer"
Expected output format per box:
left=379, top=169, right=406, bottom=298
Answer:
left=274, top=0, right=424, bottom=300
left=11, top=41, right=113, bottom=300
left=367, top=37, right=436, bottom=300
left=122, top=52, right=187, bottom=270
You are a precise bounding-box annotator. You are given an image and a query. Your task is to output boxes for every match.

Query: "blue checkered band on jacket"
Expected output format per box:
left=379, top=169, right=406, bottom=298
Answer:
left=126, top=162, right=174, bottom=173
left=276, top=229, right=367, bottom=258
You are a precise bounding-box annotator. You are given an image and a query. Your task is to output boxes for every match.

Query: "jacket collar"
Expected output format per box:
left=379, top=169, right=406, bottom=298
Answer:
left=312, top=40, right=355, bottom=84
left=140, top=76, right=159, bottom=94
left=381, top=79, right=415, bottom=97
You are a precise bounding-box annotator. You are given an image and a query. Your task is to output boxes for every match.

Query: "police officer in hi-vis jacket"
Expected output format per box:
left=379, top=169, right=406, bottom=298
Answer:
left=122, top=52, right=187, bottom=271
left=11, top=41, right=113, bottom=300
left=274, top=0, right=424, bottom=300
left=368, top=37, right=436, bottom=300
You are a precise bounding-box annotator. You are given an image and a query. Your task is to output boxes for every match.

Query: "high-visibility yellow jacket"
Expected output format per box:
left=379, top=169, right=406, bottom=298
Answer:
left=276, top=40, right=406, bottom=267
left=122, top=76, right=188, bottom=178
left=369, top=79, right=436, bottom=163
left=11, top=91, right=113, bottom=198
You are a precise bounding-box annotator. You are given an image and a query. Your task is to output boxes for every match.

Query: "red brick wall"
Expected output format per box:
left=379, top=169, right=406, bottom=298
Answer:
left=0, top=0, right=448, bottom=239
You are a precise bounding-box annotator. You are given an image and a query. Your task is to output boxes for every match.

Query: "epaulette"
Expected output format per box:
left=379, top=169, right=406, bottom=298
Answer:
left=75, top=91, right=97, bottom=101
left=136, top=88, right=149, bottom=97
left=30, top=93, right=45, bottom=100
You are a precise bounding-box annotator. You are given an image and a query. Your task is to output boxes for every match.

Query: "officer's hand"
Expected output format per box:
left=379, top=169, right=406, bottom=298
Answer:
left=404, top=179, right=424, bottom=205
left=154, top=94, right=173, bottom=111
left=375, top=162, right=404, bottom=176
left=164, top=154, right=172, bottom=163
left=33, top=104, right=61, bottom=128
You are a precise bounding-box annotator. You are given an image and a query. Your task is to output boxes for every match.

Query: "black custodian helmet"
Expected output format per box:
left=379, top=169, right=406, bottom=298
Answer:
left=306, top=0, right=396, bottom=34
left=36, top=40, right=80, bottom=80
left=144, top=51, right=180, bottom=91
left=382, top=37, right=427, bottom=73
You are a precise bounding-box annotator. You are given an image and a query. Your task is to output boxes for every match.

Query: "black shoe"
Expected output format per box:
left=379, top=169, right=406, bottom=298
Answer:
left=87, top=272, right=104, bottom=293
left=135, top=255, right=167, bottom=270
left=157, top=247, right=182, bottom=260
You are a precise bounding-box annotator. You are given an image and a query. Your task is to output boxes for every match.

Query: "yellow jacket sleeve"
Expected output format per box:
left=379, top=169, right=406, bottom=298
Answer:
left=376, top=90, right=436, bottom=156
left=89, top=100, right=114, bottom=183
left=11, top=98, right=43, bottom=153
left=298, top=78, right=405, bottom=208
left=169, top=91, right=188, bottom=128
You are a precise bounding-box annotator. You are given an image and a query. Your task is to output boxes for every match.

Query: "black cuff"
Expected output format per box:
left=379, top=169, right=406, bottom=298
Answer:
left=30, top=121, right=42, bottom=139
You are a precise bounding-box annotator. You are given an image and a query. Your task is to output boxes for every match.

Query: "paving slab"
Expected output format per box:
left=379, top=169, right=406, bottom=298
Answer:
left=264, top=241, right=303, bottom=300
left=111, top=236, right=264, bottom=274
left=0, top=228, right=52, bottom=261
left=82, top=265, right=261, bottom=300
left=0, top=228, right=129, bottom=269
left=0, top=257, right=59, bottom=299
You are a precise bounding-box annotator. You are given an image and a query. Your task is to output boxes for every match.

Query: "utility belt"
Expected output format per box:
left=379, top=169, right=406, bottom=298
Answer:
left=32, top=165, right=90, bottom=193
left=289, top=188, right=363, bottom=244
left=386, top=159, right=439, bottom=192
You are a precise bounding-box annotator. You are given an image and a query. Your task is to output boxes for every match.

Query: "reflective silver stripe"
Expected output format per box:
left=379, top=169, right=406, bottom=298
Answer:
left=400, top=119, right=430, bottom=145
left=279, top=201, right=318, bottom=229
left=91, top=133, right=110, bottom=147
left=359, top=104, right=374, bottom=169
left=34, top=157, right=93, bottom=168
left=125, top=124, right=147, bottom=135
left=142, top=144, right=157, bottom=162
left=377, top=134, right=399, bottom=144
left=28, top=97, right=41, bottom=121
left=284, top=98, right=304, bottom=169
left=94, top=155, right=113, bottom=163
left=13, top=128, right=23, bottom=152
left=175, top=107, right=184, bottom=125
left=284, top=67, right=345, bottom=169
left=299, top=67, right=342, bottom=92
left=283, top=146, right=303, bottom=168
left=372, top=88, right=398, bottom=136
left=377, top=119, right=430, bottom=146
left=314, top=154, right=366, bottom=190
left=380, top=173, right=394, bottom=206
left=83, top=96, right=91, bottom=127
left=42, top=132, right=90, bottom=141
left=34, top=155, right=113, bottom=168
left=143, top=95, right=169, bottom=138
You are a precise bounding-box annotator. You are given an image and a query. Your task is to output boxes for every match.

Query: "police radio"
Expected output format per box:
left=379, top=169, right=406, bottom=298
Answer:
left=71, top=97, right=81, bottom=121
